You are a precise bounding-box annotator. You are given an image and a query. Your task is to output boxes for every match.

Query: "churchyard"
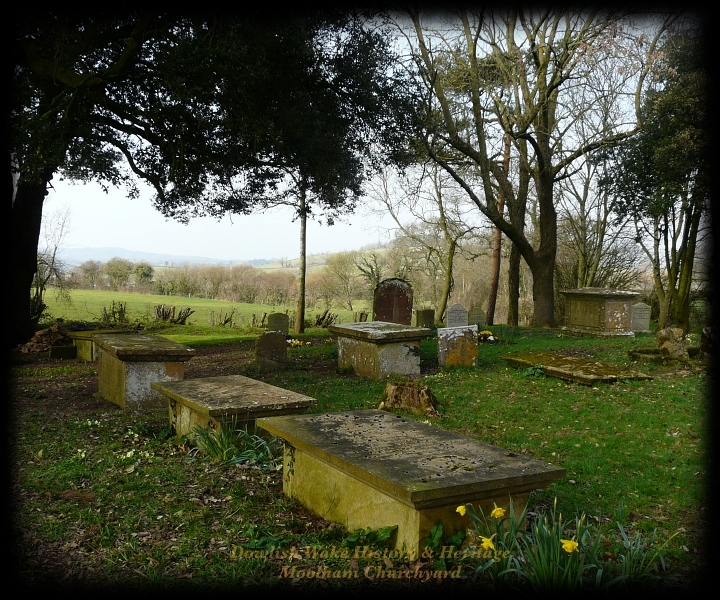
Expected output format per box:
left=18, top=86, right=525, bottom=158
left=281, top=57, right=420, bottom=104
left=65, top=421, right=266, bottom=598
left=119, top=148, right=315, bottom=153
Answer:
left=10, top=310, right=709, bottom=591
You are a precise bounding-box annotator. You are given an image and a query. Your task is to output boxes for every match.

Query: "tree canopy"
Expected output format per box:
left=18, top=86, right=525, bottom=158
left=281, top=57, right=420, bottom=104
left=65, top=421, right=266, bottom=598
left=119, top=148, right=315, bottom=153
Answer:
left=9, top=9, right=419, bottom=346
left=599, top=26, right=708, bottom=331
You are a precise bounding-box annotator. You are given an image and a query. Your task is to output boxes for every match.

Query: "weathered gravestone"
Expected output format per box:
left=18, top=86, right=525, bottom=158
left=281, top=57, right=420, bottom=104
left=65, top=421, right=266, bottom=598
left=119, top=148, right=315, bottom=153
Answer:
left=438, top=325, right=478, bottom=368
left=373, top=279, right=413, bottom=325
left=412, top=309, right=435, bottom=328
left=468, top=306, right=486, bottom=328
left=446, top=303, right=469, bottom=328
left=631, top=303, right=651, bottom=333
left=267, top=312, right=290, bottom=336
left=255, top=331, right=288, bottom=373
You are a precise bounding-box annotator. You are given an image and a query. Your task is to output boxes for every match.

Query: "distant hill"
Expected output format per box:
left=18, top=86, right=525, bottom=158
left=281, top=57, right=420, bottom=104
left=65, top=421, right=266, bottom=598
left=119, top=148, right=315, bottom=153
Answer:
left=56, top=247, right=274, bottom=267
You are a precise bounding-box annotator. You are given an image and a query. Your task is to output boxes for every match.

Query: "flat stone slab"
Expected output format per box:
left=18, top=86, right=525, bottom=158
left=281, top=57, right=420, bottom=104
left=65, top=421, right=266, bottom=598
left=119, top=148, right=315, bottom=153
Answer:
left=328, top=321, right=432, bottom=343
left=151, top=375, right=317, bottom=439
left=257, top=410, right=565, bottom=554
left=93, top=333, right=196, bottom=362
left=502, top=352, right=653, bottom=385
left=68, top=329, right=135, bottom=361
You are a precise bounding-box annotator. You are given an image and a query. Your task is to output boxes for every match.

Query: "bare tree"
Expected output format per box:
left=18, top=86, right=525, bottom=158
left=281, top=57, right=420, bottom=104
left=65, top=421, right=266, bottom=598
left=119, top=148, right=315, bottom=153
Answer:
left=31, top=208, right=72, bottom=324
left=75, top=260, right=103, bottom=289
left=323, top=251, right=364, bottom=311
left=396, top=7, right=675, bottom=326
left=367, top=165, right=482, bottom=323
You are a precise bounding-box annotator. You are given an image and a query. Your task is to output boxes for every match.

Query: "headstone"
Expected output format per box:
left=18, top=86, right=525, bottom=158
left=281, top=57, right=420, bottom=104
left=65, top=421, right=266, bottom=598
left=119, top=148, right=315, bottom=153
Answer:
left=255, top=331, right=287, bottom=373
left=373, top=279, right=413, bottom=325
left=468, top=306, right=486, bottom=327
left=267, top=312, right=290, bottom=335
left=446, top=303, right=468, bottom=328
left=412, top=309, right=435, bottom=328
left=437, top=325, right=478, bottom=368
left=631, top=303, right=651, bottom=333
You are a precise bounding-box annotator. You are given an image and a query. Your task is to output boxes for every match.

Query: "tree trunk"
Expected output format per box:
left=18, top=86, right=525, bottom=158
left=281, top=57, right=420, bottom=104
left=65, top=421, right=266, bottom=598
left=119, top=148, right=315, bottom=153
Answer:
left=507, top=243, right=521, bottom=327
left=9, top=173, right=53, bottom=348
left=530, top=252, right=556, bottom=328
left=436, top=241, right=456, bottom=324
left=531, top=204, right=558, bottom=328
left=486, top=134, right=510, bottom=326
left=294, top=197, right=307, bottom=335
left=294, top=192, right=307, bottom=335
left=486, top=226, right=502, bottom=326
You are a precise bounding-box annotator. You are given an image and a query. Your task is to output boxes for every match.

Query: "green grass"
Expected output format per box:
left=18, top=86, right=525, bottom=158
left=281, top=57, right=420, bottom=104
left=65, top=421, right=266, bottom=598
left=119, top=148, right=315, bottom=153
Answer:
left=11, top=317, right=709, bottom=591
left=42, top=289, right=358, bottom=329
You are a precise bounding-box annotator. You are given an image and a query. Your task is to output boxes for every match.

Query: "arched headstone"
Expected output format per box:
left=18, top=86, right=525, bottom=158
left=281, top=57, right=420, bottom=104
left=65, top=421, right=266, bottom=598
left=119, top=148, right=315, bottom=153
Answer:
left=373, top=279, right=413, bottom=325
left=267, top=312, right=290, bottom=335
left=446, top=303, right=468, bottom=328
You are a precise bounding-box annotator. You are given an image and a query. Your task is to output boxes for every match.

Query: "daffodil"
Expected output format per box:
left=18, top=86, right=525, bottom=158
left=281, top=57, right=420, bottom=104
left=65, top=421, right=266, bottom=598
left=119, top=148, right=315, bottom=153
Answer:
left=490, top=506, right=505, bottom=519
left=456, top=505, right=467, bottom=516
left=480, top=535, right=495, bottom=551
left=561, top=539, right=579, bottom=553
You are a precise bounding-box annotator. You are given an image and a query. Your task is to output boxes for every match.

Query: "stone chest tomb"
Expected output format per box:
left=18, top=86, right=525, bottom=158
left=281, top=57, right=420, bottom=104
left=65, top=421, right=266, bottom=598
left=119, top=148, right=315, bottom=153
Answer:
left=257, top=410, right=565, bottom=556
left=93, top=333, right=195, bottom=409
left=327, top=321, right=431, bottom=379
left=560, top=287, right=640, bottom=336
left=151, top=375, right=316, bottom=441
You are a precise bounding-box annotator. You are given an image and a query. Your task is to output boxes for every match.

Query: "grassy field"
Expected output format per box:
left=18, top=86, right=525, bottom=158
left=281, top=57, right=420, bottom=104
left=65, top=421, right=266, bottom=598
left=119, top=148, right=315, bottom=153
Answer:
left=11, top=299, right=712, bottom=592
left=42, top=289, right=362, bottom=329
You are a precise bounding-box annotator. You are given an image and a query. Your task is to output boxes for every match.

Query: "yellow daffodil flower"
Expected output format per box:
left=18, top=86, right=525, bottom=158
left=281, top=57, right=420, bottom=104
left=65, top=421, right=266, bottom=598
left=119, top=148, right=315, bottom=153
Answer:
left=480, top=535, right=495, bottom=551
left=490, top=506, right=505, bottom=519
left=456, top=505, right=467, bottom=516
left=561, top=539, right=579, bottom=553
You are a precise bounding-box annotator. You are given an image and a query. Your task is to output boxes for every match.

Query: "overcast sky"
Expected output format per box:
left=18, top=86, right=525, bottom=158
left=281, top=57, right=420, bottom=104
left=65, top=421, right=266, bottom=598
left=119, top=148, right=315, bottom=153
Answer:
left=43, top=178, right=397, bottom=262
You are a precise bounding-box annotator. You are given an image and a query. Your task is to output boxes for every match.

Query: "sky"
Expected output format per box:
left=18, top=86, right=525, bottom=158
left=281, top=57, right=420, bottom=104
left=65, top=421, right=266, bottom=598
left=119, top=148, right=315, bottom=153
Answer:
left=42, top=178, right=397, bottom=262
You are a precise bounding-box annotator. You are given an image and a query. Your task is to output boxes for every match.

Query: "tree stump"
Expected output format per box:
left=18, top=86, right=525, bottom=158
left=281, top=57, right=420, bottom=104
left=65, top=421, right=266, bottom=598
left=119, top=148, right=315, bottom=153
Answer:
left=656, top=327, right=689, bottom=359
left=378, top=381, right=439, bottom=417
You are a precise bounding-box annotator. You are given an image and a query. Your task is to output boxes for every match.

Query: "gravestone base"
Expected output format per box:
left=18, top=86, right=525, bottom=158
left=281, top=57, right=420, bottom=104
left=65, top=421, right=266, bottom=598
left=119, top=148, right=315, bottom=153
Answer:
left=377, top=381, right=439, bottom=416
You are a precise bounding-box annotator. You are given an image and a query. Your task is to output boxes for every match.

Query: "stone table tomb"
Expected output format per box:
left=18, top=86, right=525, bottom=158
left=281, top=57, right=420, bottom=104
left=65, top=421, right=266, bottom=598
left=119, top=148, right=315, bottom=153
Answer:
left=151, top=375, right=316, bottom=441
left=257, top=410, right=565, bottom=556
left=93, top=333, right=195, bottom=409
left=327, top=321, right=431, bottom=379
left=560, top=287, right=640, bottom=336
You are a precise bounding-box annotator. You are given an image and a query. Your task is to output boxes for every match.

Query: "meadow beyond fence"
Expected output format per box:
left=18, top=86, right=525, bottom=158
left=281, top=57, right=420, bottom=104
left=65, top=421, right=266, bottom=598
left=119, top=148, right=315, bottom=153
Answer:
left=42, top=289, right=360, bottom=330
